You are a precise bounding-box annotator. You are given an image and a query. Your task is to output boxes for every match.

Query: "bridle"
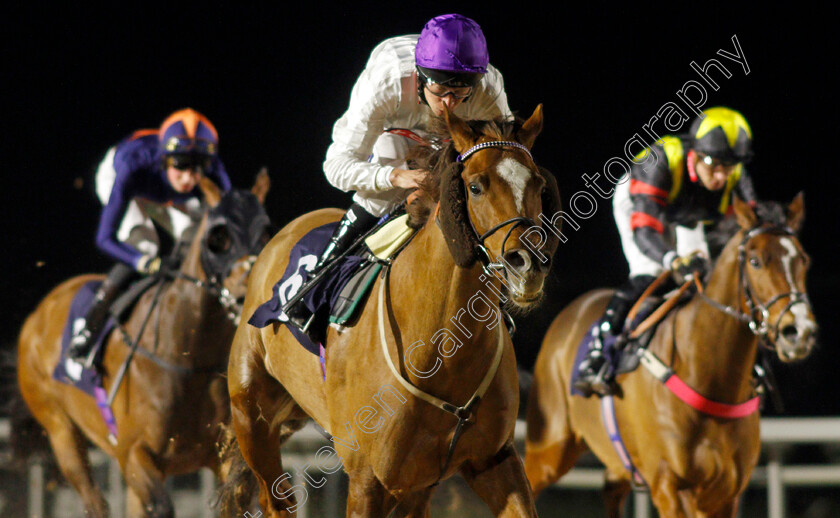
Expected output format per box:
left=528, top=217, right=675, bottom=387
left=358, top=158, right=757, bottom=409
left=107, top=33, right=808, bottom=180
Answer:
left=169, top=261, right=255, bottom=326
left=456, top=140, right=540, bottom=278
left=697, top=223, right=811, bottom=348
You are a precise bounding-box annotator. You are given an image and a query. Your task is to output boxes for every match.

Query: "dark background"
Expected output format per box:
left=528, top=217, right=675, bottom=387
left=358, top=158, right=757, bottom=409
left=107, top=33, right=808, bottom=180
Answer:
left=2, top=5, right=836, bottom=416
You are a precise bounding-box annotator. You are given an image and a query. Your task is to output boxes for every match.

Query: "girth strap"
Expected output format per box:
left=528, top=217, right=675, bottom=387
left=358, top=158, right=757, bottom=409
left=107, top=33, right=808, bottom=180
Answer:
left=377, top=266, right=505, bottom=482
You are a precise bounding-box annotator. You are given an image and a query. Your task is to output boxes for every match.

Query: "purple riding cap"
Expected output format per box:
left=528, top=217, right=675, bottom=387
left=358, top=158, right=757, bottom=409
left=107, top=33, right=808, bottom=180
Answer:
left=416, top=14, right=489, bottom=77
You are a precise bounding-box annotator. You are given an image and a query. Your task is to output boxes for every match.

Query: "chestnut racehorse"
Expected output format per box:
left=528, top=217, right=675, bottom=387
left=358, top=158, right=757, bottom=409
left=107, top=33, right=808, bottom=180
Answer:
left=524, top=195, right=817, bottom=517
left=223, top=106, right=561, bottom=517
left=17, top=172, right=272, bottom=517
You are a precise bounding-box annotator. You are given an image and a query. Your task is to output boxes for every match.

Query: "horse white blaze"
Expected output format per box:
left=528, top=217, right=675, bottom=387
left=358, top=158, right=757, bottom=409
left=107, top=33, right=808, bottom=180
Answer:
left=779, top=237, right=815, bottom=336
left=496, top=157, right=531, bottom=212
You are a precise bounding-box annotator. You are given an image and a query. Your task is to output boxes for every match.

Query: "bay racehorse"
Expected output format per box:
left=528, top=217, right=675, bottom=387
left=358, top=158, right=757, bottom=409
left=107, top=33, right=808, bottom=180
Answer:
left=222, top=106, right=561, bottom=517
left=16, top=171, right=272, bottom=517
left=524, top=195, right=817, bottom=517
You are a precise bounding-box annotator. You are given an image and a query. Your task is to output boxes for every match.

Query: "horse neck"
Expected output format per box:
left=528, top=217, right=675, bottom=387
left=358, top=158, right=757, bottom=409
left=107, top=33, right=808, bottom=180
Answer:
left=156, top=218, right=233, bottom=364
left=387, top=221, right=503, bottom=389
left=671, top=239, right=758, bottom=402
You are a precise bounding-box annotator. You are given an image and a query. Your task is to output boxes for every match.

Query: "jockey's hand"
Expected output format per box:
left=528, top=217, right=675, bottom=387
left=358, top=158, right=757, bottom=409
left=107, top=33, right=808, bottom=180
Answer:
left=137, top=256, right=162, bottom=275
left=670, top=253, right=709, bottom=282
left=389, top=168, right=430, bottom=190
left=138, top=255, right=181, bottom=275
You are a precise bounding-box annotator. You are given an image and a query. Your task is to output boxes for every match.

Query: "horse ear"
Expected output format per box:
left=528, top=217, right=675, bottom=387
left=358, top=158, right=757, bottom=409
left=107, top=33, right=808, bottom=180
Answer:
left=252, top=167, right=270, bottom=205
left=786, top=191, right=805, bottom=233
left=199, top=177, right=222, bottom=208
left=517, top=104, right=544, bottom=149
left=732, top=194, right=757, bottom=229
left=444, top=106, right=477, bottom=154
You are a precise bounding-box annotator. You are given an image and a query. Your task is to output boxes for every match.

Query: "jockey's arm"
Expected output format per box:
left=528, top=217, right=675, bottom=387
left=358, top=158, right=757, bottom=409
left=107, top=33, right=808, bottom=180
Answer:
left=94, top=175, right=145, bottom=270
left=323, top=64, right=401, bottom=194
left=206, top=156, right=232, bottom=192
left=735, top=166, right=757, bottom=205
left=628, top=149, right=677, bottom=268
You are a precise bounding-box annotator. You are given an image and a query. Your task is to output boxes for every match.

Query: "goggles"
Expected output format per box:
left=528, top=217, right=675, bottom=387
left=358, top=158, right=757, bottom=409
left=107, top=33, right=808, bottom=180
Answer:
left=425, top=82, right=473, bottom=100
left=417, top=66, right=475, bottom=100
left=698, top=153, right=739, bottom=168
left=168, top=153, right=212, bottom=171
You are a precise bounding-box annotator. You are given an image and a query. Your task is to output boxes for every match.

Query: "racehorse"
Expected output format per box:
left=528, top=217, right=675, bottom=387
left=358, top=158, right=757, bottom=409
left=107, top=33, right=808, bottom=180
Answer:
left=221, top=106, right=561, bottom=517
left=524, top=195, right=817, bottom=517
left=16, top=171, right=272, bottom=517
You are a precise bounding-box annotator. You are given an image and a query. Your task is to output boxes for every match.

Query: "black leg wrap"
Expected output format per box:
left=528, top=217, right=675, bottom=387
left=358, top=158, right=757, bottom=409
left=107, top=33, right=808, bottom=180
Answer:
left=69, top=262, right=136, bottom=360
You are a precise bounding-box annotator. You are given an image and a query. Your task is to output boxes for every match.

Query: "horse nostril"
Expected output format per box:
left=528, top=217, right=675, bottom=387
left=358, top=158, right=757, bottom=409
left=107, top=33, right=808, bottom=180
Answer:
left=503, top=249, right=532, bottom=274
left=781, top=324, right=799, bottom=342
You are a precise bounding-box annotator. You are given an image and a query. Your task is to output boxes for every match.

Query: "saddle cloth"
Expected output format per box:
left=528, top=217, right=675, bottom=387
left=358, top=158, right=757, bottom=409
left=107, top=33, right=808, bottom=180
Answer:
left=53, top=281, right=116, bottom=395
left=249, top=214, right=415, bottom=356
left=570, top=302, right=658, bottom=397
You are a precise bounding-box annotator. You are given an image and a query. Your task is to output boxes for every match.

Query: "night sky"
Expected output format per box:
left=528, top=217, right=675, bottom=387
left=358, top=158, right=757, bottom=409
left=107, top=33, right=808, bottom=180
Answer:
left=3, top=6, right=836, bottom=415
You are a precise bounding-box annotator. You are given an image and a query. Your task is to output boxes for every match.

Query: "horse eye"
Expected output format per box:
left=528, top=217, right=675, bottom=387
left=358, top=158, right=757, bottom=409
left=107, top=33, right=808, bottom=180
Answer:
left=207, top=225, right=232, bottom=254
left=749, top=256, right=761, bottom=268
left=468, top=183, right=482, bottom=196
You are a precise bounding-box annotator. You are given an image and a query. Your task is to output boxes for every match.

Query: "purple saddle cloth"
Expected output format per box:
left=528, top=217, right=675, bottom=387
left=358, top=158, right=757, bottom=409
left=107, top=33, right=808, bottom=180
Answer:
left=52, top=280, right=116, bottom=397
left=248, top=223, right=366, bottom=355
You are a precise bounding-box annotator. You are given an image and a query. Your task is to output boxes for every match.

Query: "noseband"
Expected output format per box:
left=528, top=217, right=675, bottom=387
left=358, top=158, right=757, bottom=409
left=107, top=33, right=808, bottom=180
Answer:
left=699, top=224, right=812, bottom=347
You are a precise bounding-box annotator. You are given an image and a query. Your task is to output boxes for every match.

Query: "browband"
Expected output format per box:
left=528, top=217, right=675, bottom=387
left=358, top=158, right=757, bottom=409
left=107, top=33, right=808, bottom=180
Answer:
left=456, top=141, right=533, bottom=163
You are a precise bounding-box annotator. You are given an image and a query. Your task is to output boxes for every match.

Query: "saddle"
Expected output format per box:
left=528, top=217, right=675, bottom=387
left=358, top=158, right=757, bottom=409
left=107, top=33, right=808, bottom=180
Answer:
left=249, top=212, right=416, bottom=358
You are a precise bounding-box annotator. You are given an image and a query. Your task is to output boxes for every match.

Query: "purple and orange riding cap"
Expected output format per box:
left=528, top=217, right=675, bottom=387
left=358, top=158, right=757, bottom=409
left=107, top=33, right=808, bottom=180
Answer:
left=415, top=14, right=488, bottom=87
left=159, top=108, right=218, bottom=157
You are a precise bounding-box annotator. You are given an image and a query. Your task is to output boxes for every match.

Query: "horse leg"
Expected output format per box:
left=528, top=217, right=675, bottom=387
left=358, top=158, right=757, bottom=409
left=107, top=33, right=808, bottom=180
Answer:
left=121, top=443, right=173, bottom=518
left=603, top=469, right=631, bottom=518
left=649, top=470, right=689, bottom=518
left=697, top=499, right=739, bottom=518
left=344, top=465, right=397, bottom=517
left=524, top=367, right=587, bottom=498
left=461, top=442, right=538, bottom=517
left=229, top=348, right=308, bottom=517
left=41, top=413, right=110, bottom=517
left=391, top=487, right=434, bottom=518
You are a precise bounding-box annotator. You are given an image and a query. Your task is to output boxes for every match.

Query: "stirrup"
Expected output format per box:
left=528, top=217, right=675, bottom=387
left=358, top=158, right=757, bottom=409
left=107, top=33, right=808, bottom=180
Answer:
left=589, top=362, right=617, bottom=397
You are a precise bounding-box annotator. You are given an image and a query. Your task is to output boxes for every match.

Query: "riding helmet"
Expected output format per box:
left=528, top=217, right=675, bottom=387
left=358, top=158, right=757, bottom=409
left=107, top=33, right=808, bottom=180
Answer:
left=159, top=108, right=219, bottom=157
left=415, top=13, right=488, bottom=96
left=689, top=107, right=753, bottom=163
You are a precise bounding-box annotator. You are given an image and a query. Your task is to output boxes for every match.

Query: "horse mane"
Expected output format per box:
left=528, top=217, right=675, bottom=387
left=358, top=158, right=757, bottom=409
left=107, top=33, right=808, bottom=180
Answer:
left=405, top=116, right=527, bottom=229
left=706, top=199, right=790, bottom=262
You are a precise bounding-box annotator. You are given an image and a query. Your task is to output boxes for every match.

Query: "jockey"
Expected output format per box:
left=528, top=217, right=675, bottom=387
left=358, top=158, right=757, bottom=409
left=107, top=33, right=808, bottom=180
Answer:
left=575, top=106, right=757, bottom=396
left=284, top=13, right=513, bottom=327
left=68, top=108, right=232, bottom=365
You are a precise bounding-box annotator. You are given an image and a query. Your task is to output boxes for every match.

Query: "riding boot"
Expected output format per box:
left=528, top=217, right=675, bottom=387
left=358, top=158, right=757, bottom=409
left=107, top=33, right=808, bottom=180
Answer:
left=574, top=274, right=656, bottom=396
left=285, top=203, right=379, bottom=330
left=68, top=262, right=136, bottom=367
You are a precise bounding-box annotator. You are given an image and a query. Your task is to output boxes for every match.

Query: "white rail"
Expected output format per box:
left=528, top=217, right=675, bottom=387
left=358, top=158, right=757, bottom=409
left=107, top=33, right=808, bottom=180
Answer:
left=2, top=418, right=839, bottom=517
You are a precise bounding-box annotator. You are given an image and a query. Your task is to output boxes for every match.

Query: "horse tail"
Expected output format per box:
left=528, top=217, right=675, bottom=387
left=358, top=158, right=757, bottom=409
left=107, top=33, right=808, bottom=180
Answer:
left=215, top=423, right=258, bottom=516
left=1, top=348, right=51, bottom=467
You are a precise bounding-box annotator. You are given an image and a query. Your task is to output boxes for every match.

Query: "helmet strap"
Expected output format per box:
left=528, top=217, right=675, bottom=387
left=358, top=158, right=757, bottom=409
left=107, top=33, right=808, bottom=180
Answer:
left=687, top=149, right=699, bottom=183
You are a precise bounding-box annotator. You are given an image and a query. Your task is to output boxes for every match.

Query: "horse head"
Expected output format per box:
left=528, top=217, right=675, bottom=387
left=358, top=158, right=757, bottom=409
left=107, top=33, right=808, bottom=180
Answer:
left=720, top=193, right=817, bottom=361
left=192, top=169, right=273, bottom=319
left=437, top=105, right=561, bottom=309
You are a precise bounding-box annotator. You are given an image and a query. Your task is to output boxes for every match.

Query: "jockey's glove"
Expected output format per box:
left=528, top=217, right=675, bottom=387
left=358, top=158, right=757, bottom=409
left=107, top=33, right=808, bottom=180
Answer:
left=137, top=255, right=162, bottom=275
left=670, top=252, right=709, bottom=282
left=137, top=255, right=181, bottom=276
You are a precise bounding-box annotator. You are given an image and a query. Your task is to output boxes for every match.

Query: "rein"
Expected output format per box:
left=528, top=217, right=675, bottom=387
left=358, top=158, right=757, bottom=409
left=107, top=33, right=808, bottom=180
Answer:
left=697, top=224, right=810, bottom=345
left=377, top=264, right=506, bottom=484
left=630, top=223, right=807, bottom=418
